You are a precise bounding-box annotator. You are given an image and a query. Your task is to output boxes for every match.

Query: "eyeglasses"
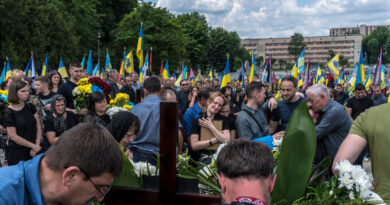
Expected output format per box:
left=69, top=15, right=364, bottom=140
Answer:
left=65, top=166, right=111, bottom=199
left=181, top=84, right=189, bottom=86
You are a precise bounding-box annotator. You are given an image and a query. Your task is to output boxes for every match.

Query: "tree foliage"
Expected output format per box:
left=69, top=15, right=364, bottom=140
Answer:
left=288, top=33, right=305, bottom=60
left=362, top=26, right=390, bottom=64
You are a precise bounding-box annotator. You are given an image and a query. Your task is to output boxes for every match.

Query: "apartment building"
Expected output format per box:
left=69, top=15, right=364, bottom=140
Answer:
left=330, top=24, right=390, bottom=36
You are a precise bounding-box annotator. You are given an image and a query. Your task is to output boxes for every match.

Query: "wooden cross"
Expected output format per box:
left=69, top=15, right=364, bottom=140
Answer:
left=103, top=101, right=222, bottom=205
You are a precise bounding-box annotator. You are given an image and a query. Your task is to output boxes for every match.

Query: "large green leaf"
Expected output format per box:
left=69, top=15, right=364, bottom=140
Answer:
left=271, top=101, right=316, bottom=204
left=112, top=146, right=142, bottom=188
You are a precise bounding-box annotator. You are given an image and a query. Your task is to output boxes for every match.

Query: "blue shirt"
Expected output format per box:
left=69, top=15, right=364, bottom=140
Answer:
left=372, top=94, right=387, bottom=106
left=183, top=102, right=202, bottom=137
left=0, top=154, right=45, bottom=205
left=270, top=97, right=304, bottom=130
left=130, top=94, right=162, bottom=155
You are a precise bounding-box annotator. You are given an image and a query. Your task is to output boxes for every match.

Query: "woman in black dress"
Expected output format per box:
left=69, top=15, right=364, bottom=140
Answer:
left=4, top=80, right=42, bottom=165
left=83, top=92, right=111, bottom=126
left=44, top=95, right=79, bottom=147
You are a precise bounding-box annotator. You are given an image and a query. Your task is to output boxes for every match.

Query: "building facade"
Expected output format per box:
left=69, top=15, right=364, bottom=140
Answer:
left=330, top=24, right=390, bottom=37
left=241, top=35, right=362, bottom=66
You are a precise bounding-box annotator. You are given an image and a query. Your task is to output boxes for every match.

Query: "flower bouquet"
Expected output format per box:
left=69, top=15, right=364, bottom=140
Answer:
left=0, top=90, right=8, bottom=118
left=72, top=78, right=92, bottom=113
left=88, top=77, right=112, bottom=103
left=107, top=93, right=133, bottom=118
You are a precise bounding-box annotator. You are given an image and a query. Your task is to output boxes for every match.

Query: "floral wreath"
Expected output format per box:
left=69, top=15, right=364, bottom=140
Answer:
left=88, top=77, right=112, bottom=102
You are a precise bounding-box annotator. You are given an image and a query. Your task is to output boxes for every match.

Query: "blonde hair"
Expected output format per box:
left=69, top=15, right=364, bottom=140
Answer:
left=202, top=92, right=226, bottom=113
left=11, top=69, right=25, bottom=81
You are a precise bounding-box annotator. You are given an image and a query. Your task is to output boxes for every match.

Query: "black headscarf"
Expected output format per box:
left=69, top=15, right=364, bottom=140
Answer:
left=106, top=111, right=138, bottom=142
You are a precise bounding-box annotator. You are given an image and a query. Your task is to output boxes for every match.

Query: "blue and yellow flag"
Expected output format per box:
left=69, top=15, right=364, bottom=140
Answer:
left=136, top=23, right=144, bottom=69
left=0, top=62, right=6, bottom=84
left=139, top=50, right=148, bottom=84
left=81, top=55, right=86, bottom=69
left=24, top=55, right=36, bottom=79
left=327, top=53, right=339, bottom=78
left=105, top=50, right=112, bottom=72
left=357, top=47, right=365, bottom=85
left=58, top=57, right=68, bottom=78
left=162, top=60, right=169, bottom=80
left=249, top=50, right=256, bottom=83
left=220, top=58, right=230, bottom=88
left=86, top=50, right=93, bottom=75
left=297, top=49, right=305, bottom=73
left=364, top=67, right=372, bottom=90
left=208, top=67, right=213, bottom=80
left=316, top=66, right=325, bottom=85
left=5, top=59, right=12, bottom=80
left=41, top=54, right=48, bottom=76
left=183, top=65, right=188, bottom=80
left=93, top=61, right=100, bottom=77
left=119, top=49, right=126, bottom=77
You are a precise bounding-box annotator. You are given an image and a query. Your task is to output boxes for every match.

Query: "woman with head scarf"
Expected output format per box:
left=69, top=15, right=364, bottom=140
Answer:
left=43, top=95, right=79, bottom=147
left=106, top=111, right=140, bottom=159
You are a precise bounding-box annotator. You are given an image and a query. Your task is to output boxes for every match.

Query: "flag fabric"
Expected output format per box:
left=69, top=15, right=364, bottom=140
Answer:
left=218, top=73, right=222, bottom=85
left=0, top=62, right=6, bottom=84
left=162, top=60, right=169, bottom=80
left=160, top=61, right=164, bottom=75
left=261, top=57, right=272, bottom=84
left=189, top=67, right=195, bottom=80
left=183, top=65, right=188, bottom=80
left=41, top=54, right=48, bottom=76
left=298, top=74, right=303, bottom=88
left=338, top=65, right=345, bottom=86
left=208, top=67, right=213, bottom=80
left=81, top=55, right=86, bottom=69
left=119, top=49, right=126, bottom=77
left=249, top=50, right=256, bottom=83
left=302, top=59, right=311, bottom=90
left=260, top=62, right=267, bottom=82
left=58, top=58, right=68, bottom=78
left=220, top=58, right=230, bottom=88
left=86, top=50, right=93, bottom=75
left=357, top=47, right=365, bottom=85
left=327, top=53, right=339, bottom=78
left=125, top=51, right=134, bottom=74
left=105, top=51, right=112, bottom=72
left=291, top=62, right=299, bottom=79
left=380, top=64, right=386, bottom=89
left=316, top=66, right=325, bottom=85
left=139, top=50, right=149, bottom=84
left=5, top=59, right=12, bottom=80
left=136, top=23, right=144, bottom=69
left=297, top=49, right=305, bottom=73
left=373, top=46, right=383, bottom=86
left=149, top=48, right=153, bottom=74
left=24, top=55, right=36, bottom=79
left=365, top=67, right=372, bottom=90
left=195, top=69, right=200, bottom=84
left=239, top=60, right=246, bottom=82
left=93, top=61, right=100, bottom=77
left=175, top=71, right=184, bottom=87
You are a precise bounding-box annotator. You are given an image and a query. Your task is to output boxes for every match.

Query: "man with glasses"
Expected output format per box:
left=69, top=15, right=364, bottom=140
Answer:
left=0, top=123, right=123, bottom=204
left=177, top=80, right=190, bottom=114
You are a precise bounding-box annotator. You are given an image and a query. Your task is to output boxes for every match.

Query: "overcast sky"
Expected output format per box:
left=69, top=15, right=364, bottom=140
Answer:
left=147, top=0, right=390, bottom=39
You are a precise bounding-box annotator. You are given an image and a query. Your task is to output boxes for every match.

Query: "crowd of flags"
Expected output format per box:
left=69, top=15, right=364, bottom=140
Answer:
left=0, top=22, right=388, bottom=99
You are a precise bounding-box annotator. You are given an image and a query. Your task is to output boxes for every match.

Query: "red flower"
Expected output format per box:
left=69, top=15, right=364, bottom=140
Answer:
left=89, top=77, right=112, bottom=102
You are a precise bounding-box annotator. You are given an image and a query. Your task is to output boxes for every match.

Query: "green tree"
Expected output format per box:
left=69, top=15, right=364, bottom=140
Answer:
left=278, top=59, right=287, bottom=69
left=386, top=36, right=390, bottom=64
left=367, top=38, right=380, bottom=64
left=0, top=0, right=79, bottom=72
left=327, top=49, right=336, bottom=61
left=256, top=56, right=264, bottom=66
left=177, top=12, right=210, bottom=70
left=115, top=2, right=185, bottom=74
left=362, top=26, right=390, bottom=64
left=339, top=55, right=348, bottom=66
left=288, top=33, right=305, bottom=60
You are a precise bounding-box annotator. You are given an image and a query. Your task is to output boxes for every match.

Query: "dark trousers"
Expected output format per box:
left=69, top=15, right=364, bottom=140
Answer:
left=6, top=147, right=31, bottom=166
left=132, top=148, right=158, bottom=166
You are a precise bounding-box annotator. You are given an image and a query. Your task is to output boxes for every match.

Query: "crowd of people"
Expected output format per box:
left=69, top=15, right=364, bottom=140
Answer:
left=0, top=61, right=389, bottom=204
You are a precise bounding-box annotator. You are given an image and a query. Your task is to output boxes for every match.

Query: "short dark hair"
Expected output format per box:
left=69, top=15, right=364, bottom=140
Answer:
left=355, top=83, right=365, bottom=91
left=217, top=140, right=274, bottom=179
left=373, top=84, right=381, bottom=90
left=35, top=76, right=50, bottom=84
left=48, top=70, right=64, bottom=90
left=8, top=80, right=28, bottom=104
left=336, top=84, right=342, bottom=88
left=88, top=92, right=106, bottom=113
left=281, top=76, right=297, bottom=88
left=180, top=80, right=187, bottom=86
left=143, top=76, right=161, bottom=93
left=246, top=81, right=265, bottom=99
left=220, top=86, right=232, bottom=95
left=69, top=62, right=82, bottom=70
left=160, top=87, right=176, bottom=100
left=44, top=123, right=123, bottom=177
left=197, top=86, right=214, bottom=101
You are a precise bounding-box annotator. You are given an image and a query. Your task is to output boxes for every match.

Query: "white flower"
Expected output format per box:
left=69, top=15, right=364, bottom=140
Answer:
left=329, top=190, right=333, bottom=196
left=335, top=160, right=353, bottom=174
left=365, top=192, right=385, bottom=204
left=72, top=87, right=81, bottom=96
left=130, top=160, right=159, bottom=177
left=106, top=106, right=127, bottom=118
left=213, top=143, right=226, bottom=159
left=349, top=191, right=355, bottom=200
left=199, top=166, right=213, bottom=177
left=273, top=138, right=283, bottom=147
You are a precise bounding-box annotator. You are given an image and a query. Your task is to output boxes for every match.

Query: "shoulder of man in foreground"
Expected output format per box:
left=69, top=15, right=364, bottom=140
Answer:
left=0, top=163, right=28, bottom=204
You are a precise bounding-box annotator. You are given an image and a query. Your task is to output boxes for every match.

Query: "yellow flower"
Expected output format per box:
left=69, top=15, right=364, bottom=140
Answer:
left=0, top=90, right=8, bottom=96
left=123, top=104, right=132, bottom=111
left=77, top=78, right=90, bottom=86
left=110, top=99, right=115, bottom=104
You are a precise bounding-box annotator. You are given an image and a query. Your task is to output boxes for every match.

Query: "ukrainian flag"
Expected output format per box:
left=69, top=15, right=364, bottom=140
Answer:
left=297, top=49, right=305, bottom=73
left=125, top=51, right=134, bottom=74
left=183, top=65, right=188, bottom=80
left=380, top=64, right=386, bottom=89
left=119, top=49, right=126, bottom=77
left=136, top=23, right=144, bottom=69
left=105, top=50, right=112, bottom=72
left=139, top=50, right=148, bottom=84
left=58, top=57, right=68, bottom=78
left=24, top=55, right=36, bottom=78
left=5, top=59, right=12, bottom=80
left=81, top=55, right=86, bottom=69
left=175, top=71, right=183, bottom=87
left=365, top=67, right=372, bottom=90
left=0, top=62, right=5, bottom=84
left=327, top=53, right=339, bottom=78
left=41, top=54, right=48, bottom=76
left=249, top=49, right=255, bottom=83
left=86, top=50, right=93, bottom=75
left=208, top=67, right=213, bottom=80
left=357, top=47, right=365, bottom=85
left=93, top=61, right=100, bottom=77
left=162, top=60, right=169, bottom=80
left=220, top=58, right=230, bottom=88
left=291, top=63, right=298, bottom=79
left=316, top=66, right=325, bottom=85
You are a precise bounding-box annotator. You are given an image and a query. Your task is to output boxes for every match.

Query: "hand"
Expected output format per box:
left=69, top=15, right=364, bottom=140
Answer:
left=30, top=149, right=37, bottom=157
left=308, top=109, right=320, bottom=124
left=272, top=131, right=285, bottom=140
left=268, top=98, right=278, bottom=111
left=198, top=118, right=213, bottom=129
left=43, top=104, right=51, bottom=111
left=32, top=144, right=42, bottom=153
left=78, top=108, right=88, bottom=115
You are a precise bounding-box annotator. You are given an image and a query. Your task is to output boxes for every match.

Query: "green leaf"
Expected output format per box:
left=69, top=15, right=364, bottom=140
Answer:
left=112, top=146, right=142, bottom=188
left=272, top=101, right=316, bottom=204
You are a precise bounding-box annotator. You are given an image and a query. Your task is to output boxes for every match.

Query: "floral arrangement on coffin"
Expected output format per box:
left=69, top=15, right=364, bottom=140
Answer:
left=0, top=90, right=8, bottom=117
left=131, top=160, right=159, bottom=178
left=293, top=160, right=385, bottom=204
left=72, top=78, right=111, bottom=113
left=106, top=93, right=133, bottom=118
